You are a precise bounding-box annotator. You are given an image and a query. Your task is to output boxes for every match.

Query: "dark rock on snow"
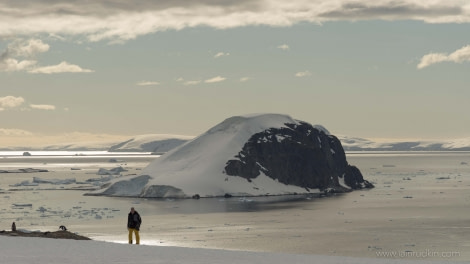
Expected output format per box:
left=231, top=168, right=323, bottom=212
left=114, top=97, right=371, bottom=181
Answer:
left=225, top=122, right=373, bottom=193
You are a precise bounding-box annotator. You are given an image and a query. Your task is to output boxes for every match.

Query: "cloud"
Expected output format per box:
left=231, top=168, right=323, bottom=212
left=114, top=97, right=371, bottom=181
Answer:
left=277, top=44, right=289, bottom=50
left=0, top=96, right=58, bottom=111
left=318, top=2, right=464, bottom=21
left=240, top=77, right=250, bottom=82
left=30, top=104, right=56, bottom=110
left=184, top=80, right=201, bottom=86
left=29, top=61, right=94, bottom=74
left=0, top=59, right=37, bottom=72
left=214, top=52, right=230, bottom=58
left=181, top=76, right=226, bottom=85
left=1, top=1, right=468, bottom=42
left=417, top=45, right=470, bottom=69
left=0, top=39, right=49, bottom=72
left=0, top=128, right=33, bottom=136
left=0, top=96, right=25, bottom=111
left=9, top=38, right=50, bottom=57
left=205, top=76, right=226, bottom=83
left=137, top=81, right=160, bottom=86
left=295, top=70, right=311, bottom=77
left=1, top=39, right=93, bottom=74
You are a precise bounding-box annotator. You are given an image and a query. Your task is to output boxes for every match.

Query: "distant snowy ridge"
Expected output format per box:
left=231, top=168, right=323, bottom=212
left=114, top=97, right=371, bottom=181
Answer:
left=0, top=139, right=124, bottom=151
left=1, top=141, right=121, bottom=151
left=109, top=134, right=470, bottom=152
left=340, top=136, right=470, bottom=151
left=91, top=114, right=372, bottom=198
left=0, top=134, right=193, bottom=152
left=3, top=133, right=469, bottom=152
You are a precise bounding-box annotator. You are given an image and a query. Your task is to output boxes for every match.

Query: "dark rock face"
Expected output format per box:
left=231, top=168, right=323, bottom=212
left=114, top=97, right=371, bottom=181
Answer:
left=224, top=122, right=373, bottom=193
left=344, top=165, right=374, bottom=189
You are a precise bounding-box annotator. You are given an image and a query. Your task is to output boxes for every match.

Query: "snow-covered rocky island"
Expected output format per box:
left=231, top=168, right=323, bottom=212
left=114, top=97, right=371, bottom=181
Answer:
left=90, top=114, right=373, bottom=198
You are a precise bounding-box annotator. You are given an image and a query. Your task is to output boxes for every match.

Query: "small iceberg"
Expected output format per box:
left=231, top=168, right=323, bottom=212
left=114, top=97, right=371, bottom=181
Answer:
left=12, top=203, right=33, bottom=207
left=9, top=180, right=39, bottom=187
left=33, top=177, right=76, bottom=185
left=97, top=167, right=127, bottom=175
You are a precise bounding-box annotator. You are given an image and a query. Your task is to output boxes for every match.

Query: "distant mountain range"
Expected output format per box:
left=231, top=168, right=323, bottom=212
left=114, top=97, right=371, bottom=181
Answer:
left=2, top=133, right=470, bottom=152
left=0, top=134, right=193, bottom=152
left=340, top=136, right=470, bottom=151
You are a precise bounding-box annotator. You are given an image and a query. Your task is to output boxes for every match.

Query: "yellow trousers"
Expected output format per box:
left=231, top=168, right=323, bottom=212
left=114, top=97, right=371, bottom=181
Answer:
left=128, top=228, right=140, bottom=244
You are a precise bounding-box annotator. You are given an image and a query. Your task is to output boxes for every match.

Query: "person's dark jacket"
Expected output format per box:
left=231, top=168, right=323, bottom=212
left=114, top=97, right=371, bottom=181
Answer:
left=127, top=211, right=142, bottom=230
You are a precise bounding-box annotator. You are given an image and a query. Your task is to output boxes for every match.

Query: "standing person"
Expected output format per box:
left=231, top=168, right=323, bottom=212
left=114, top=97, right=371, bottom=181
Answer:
left=127, top=207, right=142, bottom=244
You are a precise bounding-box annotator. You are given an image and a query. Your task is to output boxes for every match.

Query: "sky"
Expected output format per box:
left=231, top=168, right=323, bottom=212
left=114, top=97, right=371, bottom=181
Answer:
left=1, top=0, right=470, bottom=147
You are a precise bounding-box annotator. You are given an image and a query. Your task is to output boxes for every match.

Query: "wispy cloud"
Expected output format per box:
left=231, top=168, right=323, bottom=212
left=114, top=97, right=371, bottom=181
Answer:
left=295, top=71, right=311, bottom=77
left=137, top=81, right=160, bottom=86
left=240, top=77, right=251, bottom=82
left=0, top=96, right=25, bottom=111
left=214, top=52, right=230, bottom=58
left=417, top=45, right=470, bottom=69
left=29, top=61, right=94, bottom=74
left=0, top=96, right=59, bottom=112
left=184, top=80, right=201, bottom=86
left=277, top=44, right=289, bottom=51
left=0, top=1, right=468, bottom=42
left=30, top=104, right=56, bottom=110
left=0, top=128, right=33, bottom=136
left=205, top=76, right=226, bottom=83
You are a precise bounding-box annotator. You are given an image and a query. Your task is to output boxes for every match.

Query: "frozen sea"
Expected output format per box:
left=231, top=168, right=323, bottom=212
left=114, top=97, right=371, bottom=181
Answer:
left=0, top=151, right=469, bottom=261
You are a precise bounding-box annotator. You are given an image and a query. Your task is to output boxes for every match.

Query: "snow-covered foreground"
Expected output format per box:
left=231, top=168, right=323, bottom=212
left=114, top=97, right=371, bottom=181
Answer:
left=0, top=236, right=462, bottom=264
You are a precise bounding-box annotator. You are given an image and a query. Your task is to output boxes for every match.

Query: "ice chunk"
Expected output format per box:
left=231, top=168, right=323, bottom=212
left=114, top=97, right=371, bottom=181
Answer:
left=97, top=167, right=127, bottom=175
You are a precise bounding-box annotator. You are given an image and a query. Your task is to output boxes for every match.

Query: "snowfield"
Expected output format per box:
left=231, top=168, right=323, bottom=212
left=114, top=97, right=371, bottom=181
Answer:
left=0, top=236, right=462, bottom=264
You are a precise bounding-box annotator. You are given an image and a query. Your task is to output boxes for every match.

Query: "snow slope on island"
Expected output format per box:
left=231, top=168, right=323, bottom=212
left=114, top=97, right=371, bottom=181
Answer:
left=0, top=237, right=462, bottom=264
left=93, top=114, right=328, bottom=198
left=108, top=134, right=193, bottom=153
